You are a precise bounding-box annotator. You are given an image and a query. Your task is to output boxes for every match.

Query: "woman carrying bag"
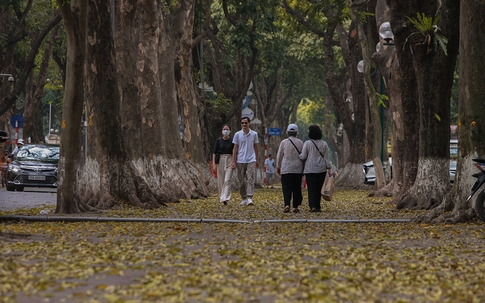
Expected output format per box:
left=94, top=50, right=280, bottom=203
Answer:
left=299, top=125, right=331, bottom=212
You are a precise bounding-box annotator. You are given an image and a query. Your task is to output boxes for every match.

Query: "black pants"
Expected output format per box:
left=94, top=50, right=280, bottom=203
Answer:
left=281, top=174, right=303, bottom=208
left=305, top=173, right=325, bottom=210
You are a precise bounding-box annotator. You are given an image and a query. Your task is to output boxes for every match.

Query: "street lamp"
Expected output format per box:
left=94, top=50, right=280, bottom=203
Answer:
left=378, top=22, right=395, bottom=161
left=0, top=74, right=14, bottom=82
left=379, top=22, right=395, bottom=45
left=357, top=60, right=364, bottom=73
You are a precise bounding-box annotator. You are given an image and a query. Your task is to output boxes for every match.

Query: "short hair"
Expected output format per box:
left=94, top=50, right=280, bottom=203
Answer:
left=287, top=131, right=297, bottom=137
left=268, top=154, right=272, bottom=157
left=241, top=117, right=251, bottom=123
left=308, top=125, right=323, bottom=140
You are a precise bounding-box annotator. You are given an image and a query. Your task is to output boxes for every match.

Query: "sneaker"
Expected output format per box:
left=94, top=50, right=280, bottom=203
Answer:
left=247, top=197, right=254, bottom=205
left=222, top=201, right=228, bottom=205
left=240, top=199, right=248, bottom=206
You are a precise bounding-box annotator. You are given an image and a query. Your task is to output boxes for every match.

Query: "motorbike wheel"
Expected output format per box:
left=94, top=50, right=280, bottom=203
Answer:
left=474, top=191, right=485, bottom=222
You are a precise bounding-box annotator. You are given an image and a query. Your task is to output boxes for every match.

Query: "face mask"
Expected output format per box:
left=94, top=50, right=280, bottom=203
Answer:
left=222, top=130, right=230, bottom=136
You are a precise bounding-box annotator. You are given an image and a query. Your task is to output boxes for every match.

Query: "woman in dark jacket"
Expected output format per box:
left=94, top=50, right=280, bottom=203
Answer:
left=212, top=125, right=234, bottom=205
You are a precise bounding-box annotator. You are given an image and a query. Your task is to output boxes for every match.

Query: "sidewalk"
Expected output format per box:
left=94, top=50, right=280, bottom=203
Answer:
left=0, top=188, right=419, bottom=222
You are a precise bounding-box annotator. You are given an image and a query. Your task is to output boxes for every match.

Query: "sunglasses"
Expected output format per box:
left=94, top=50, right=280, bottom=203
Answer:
left=241, top=122, right=248, bottom=125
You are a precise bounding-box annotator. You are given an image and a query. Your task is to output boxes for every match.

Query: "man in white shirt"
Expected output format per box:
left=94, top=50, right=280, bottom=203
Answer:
left=264, top=154, right=275, bottom=188
left=231, top=117, right=259, bottom=205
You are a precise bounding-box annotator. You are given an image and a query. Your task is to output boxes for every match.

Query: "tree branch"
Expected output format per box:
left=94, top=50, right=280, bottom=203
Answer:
left=0, top=12, right=62, bottom=116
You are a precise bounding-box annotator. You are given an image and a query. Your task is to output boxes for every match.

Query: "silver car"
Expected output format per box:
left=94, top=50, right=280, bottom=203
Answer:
left=6, top=144, right=59, bottom=191
left=363, top=158, right=392, bottom=184
left=363, top=158, right=456, bottom=184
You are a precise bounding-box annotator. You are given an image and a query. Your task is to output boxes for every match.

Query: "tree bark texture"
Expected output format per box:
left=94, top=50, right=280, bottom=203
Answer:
left=81, top=0, right=144, bottom=209
left=334, top=22, right=369, bottom=189
left=55, top=0, right=87, bottom=214
left=386, top=1, right=420, bottom=206
left=421, top=0, right=485, bottom=223
left=369, top=0, right=397, bottom=196
left=175, top=2, right=209, bottom=164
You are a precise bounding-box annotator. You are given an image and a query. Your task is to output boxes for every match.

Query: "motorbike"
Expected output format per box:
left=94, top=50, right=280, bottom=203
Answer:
left=466, top=158, right=485, bottom=222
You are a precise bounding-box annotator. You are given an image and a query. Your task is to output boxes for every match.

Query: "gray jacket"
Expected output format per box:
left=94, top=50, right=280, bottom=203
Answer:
left=299, top=139, right=331, bottom=174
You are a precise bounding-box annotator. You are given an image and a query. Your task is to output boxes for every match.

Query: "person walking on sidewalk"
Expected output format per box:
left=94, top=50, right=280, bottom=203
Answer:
left=212, top=124, right=234, bottom=205
left=264, top=154, right=275, bottom=188
left=299, top=125, right=331, bottom=212
left=276, top=124, right=304, bottom=213
left=231, top=117, right=259, bottom=206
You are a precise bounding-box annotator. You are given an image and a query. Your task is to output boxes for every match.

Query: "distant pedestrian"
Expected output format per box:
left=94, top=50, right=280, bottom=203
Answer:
left=264, top=154, right=275, bottom=188
left=299, top=125, right=331, bottom=212
left=212, top=125, right=234, bottom=205
left=12, top=139, right=24, bottom=156
left=276, top=124, right=304, bottom=213
left=231, top=117, right=259, bottom=206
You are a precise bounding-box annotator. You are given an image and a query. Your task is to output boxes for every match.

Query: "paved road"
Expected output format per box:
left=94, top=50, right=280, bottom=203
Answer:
left=0, top=186, right=56, bottom=211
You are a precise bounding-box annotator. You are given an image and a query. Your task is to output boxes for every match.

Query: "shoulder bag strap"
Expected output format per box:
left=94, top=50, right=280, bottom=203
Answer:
left=287, top=138, right=300, bottom=154
left=310, top=139, right=325, bottom=158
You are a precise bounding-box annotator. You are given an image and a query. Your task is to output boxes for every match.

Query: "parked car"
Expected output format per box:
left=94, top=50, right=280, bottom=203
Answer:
left=449, top=138, right=458, bottom=183
left=449, top=160, right=457, bottom=183
left=0, top=130, right=8, bottom=143
left=363, top=158, right=392, bottom=184
left=6, top=144, right=59, bottom=191
left=364, top=138, right=458, bottom=184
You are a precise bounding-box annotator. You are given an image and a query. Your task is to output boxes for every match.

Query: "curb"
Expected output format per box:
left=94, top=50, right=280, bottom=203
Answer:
left=0, top=215, right=411, bottom=224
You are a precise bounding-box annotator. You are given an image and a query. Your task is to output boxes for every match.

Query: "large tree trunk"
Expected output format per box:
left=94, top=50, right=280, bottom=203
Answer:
left=80, top=0, right=146, bottom=209
left=386, top=2, right=420, bottom=206
left=175, top=4, right=208, bottom=165
left=421, top=0, right=485, bottom=223
left=55, top=0, right=87, bottom=214
left=158, top=1, right=209, bottom=199
left=334, top=23, right=369, bottom=188
left=393, top=0, right=460, bottom=210
left=113, top=0, right=207, bottom=204
left=112, top=0, right=167, bottom=206
left=370, top=0, right=398, bottom=196
left=348, top=0, right=386, bottom=190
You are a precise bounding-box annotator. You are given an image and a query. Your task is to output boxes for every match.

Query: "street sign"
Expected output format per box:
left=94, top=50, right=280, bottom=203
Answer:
left=242, top=107, right=254, bottom=120
left=267, top=128, right=281, bottom=136
left=242, top=95, right=251, bottom=109
left=10, top=114, right=24, bottom=128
